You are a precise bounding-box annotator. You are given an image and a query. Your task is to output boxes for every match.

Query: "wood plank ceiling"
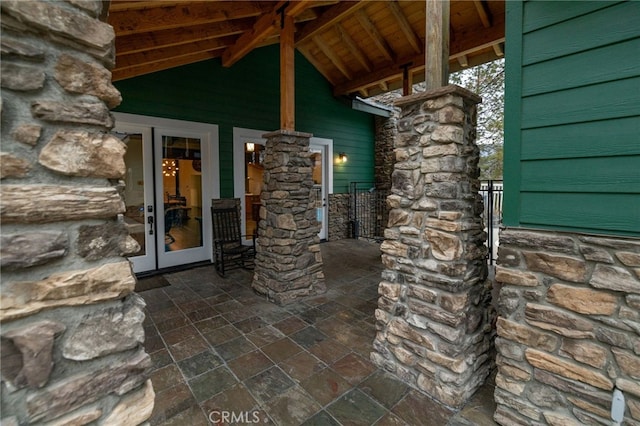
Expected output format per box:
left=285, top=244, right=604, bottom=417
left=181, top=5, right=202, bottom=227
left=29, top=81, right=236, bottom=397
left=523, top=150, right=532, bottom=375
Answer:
left=108, top=0, right=505, bottom=98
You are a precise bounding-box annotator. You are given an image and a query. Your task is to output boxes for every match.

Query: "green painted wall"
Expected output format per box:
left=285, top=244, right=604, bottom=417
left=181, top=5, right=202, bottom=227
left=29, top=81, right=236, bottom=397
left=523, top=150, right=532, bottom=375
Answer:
left=504, top=0, right=640, bottom=236
left=114, top=44, right=375, bottom=196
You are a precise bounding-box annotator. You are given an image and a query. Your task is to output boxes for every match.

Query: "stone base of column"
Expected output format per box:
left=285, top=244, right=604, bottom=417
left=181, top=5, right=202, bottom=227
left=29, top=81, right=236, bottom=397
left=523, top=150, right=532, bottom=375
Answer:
left=252, top=130, right=325, bottom=305
left=371, top=85, right=495, bottom=409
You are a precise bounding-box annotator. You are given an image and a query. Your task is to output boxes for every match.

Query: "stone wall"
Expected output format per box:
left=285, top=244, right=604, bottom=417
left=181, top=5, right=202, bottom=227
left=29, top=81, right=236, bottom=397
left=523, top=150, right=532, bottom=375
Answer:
left=0, top=1, right=153, bottom=424
left=371, top=85, right=494, bottom=409
left=328, top=193, right=350, bottom=241
left=494, top=228, right=640, bottom=425
left=374, top=114, right=397, bottom=191
left=253, top=130, right=326, bottom=304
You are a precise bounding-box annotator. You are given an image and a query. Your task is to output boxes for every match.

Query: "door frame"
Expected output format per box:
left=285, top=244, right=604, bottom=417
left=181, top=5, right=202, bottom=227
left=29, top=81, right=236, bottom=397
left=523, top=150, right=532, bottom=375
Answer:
left=310, top=137, right=333, bottom=240
left=233, top=127, right=332, bottom=241
left=114, top=112, right=220, bottom=272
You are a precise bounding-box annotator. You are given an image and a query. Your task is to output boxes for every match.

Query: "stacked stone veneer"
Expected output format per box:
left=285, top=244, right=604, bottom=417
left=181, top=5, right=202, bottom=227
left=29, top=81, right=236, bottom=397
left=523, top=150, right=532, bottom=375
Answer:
left=0, top=1, right=153, bottom=424
left=371, top=85, right=494, bottom=408
left=374, top=113, right=397, bottom=191
left=252, top=130, right=325, bottom=304
left=328, top=193, right=350, bottom=241
left=494, top=228, right=640, bottom=425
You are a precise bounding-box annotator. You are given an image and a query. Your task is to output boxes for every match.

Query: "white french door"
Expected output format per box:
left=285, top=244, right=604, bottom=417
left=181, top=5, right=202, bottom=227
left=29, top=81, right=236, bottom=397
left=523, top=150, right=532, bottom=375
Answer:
left=310, top=138, right=332, bottom=241
left=114, top=113, right=219, bottom=273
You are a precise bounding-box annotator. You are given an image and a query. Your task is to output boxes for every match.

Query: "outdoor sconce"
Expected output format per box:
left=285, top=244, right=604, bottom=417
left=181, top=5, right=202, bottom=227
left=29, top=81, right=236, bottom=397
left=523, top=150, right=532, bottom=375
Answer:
left=338, top=152, right=348, bottom=163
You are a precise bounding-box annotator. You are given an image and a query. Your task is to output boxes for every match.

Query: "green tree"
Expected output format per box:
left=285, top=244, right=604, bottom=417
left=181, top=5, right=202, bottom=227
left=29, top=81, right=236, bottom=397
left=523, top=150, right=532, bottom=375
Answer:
left=449, top=59, right=504, bottom=180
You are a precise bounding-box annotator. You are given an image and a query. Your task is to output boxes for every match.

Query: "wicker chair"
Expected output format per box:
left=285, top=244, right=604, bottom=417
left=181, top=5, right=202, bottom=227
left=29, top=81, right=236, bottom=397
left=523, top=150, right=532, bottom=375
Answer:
left=211, top=198, right=256, bottom=277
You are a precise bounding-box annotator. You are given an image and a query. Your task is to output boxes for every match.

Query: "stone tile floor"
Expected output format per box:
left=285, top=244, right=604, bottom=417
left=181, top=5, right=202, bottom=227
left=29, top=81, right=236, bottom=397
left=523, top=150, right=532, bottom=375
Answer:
left=141, top=239, right=497, bottom=425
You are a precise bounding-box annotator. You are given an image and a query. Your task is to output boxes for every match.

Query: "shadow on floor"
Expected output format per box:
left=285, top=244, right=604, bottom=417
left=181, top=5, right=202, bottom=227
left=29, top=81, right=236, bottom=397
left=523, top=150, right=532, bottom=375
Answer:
left=140, top=239, right=496, bottom=425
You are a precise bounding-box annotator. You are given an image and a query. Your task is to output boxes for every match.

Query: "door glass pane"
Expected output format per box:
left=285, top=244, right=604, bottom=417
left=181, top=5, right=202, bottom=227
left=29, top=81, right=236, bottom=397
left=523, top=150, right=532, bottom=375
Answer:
left=244, top=142, right=264, bottom=237
left=122, top=133, right=146, bottom=257
left=162, top=136, right=203, bottom=252
left=310, top=150, right=323, bottom=226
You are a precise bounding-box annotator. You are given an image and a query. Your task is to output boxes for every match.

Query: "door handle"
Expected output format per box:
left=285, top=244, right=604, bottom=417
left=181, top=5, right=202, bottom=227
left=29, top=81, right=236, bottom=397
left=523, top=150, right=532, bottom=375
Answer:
left=147, top=215, right=154, bottom=235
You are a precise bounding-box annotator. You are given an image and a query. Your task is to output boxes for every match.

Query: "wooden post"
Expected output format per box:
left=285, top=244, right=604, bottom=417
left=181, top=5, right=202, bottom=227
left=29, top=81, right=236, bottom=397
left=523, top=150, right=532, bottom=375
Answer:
left=424, top=0, right=450, bottom=90
left=401, top=63, right=413, bottom=96
left=280, top=14, right=295, bottom=131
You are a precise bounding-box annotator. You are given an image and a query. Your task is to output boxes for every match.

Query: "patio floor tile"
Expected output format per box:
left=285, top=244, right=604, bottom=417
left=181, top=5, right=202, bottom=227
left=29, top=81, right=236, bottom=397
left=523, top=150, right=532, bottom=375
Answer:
left=273, top=316, right=308, bottom=335
left=290, top=326, right=328, bottom=349
left=392, top=389, right=455, bottom=426
left=139, top=240, right=497, bottom=426
left=227, top=349, right=274, bottom=380
left=327, top=389, right=387, bottom=426
left=201, top=383, right=258, bottom=414
left=301, top=410, right=341, bottom=426
left=214, top=335, right=257, bottom=361
left=280, top=351, right=326, bottom=382
left=265, top=385, right=322, bottom=425
left=177, top=350, right=223, bottom=379
left=300, top=367, right=352, bottom=406
left=261, top=337, right=304, bottom=363
left=244, top=366, right=295, bottom=404
left=331, top=352, right=376, bottom=385
left=359, top=370, right=410, bottom=409
left=188, top=366, right=238, bottom=402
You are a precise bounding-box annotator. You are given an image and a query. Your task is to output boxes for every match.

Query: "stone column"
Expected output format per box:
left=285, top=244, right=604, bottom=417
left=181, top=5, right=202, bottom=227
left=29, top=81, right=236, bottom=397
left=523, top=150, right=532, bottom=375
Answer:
left=252, top=130, right=325, bottom=304
left=0, top=1, right=153, bottom=424
left=371, top=85, right=494, bottom=408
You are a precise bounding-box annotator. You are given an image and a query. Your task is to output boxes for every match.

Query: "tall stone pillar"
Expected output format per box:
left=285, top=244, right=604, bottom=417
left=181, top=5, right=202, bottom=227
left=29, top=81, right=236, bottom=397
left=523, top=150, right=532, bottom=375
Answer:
left=0, top=1, right=153, bottom=424
left=252, top=130, right=325, bottom=305
left=371, top=85, right=494, bottom=408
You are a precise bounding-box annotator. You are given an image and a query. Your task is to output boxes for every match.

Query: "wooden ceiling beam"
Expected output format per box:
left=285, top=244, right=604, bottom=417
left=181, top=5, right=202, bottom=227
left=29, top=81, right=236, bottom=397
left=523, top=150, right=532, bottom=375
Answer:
left=297, top=44, right=339, bottom=86
left=493, top=42, right=504, bottom=57
left=112, top=50, right=223, bottom=82
left=108, top=2, right=267, bottom=36
left=355, top=9, right=395, bottom=63
left=388, top=1, right=422, bottom=54
left=222, top=1, right=287, bottom=67
left=295, top=1, right=364, bottom=45
left=334, top=24, right=372, bottom=72
left=334, top=51, right=423, bottom=97
left=108, top=1, right=185, bottom=12
left=334, top=19, right=505, bottom=96
left=473, top=0, right=493, bottom=28
left=222, top=1, right=314, bottom=68
left=115, top=18, right=254, bottom=56
left=115, top=36, right=236, bottom=70
left=313, top=35, right=352, bottom=80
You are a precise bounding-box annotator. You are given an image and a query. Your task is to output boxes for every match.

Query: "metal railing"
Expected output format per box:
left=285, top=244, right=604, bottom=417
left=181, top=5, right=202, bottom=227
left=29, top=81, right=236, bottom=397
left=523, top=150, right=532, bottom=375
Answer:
left=480, top=180, right=503, bottom=264
left=348, top=180, right=503, bottom=264
left=349, top=182, right=389, bottom=242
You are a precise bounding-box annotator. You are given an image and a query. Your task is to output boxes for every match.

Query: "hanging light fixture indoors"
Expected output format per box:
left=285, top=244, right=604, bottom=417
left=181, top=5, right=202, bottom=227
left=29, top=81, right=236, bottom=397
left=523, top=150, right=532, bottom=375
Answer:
left=162, top=159, right=178, bottom=177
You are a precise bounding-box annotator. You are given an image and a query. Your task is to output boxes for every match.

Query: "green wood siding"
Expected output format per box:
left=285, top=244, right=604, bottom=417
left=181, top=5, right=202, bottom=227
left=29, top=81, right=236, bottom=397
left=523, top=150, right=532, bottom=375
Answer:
left=114, top=45, right=375, bottom=196
left=504, top=1, right=640, bottom=237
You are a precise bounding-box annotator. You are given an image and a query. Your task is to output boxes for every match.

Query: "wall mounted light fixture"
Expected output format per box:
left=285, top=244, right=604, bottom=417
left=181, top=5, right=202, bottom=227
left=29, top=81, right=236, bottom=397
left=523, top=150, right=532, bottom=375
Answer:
left=338, top=152, right=348, bottom=163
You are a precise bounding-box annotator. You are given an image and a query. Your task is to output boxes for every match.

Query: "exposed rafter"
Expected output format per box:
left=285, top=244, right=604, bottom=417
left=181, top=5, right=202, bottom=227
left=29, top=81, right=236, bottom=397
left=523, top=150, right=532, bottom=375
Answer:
left=334, top=24, right=372, bottom=72
left=295, top=1, right=364, bottom=45
left=109, top=1, right=506, bottom=98
left=313, top=35, right=352, bottom=80
left=388, top=1, right=422, bottom=54
left=474, top=0, right=493, bottom=28
left=355, top=9, right=394, bottom=63
left=115, top=19, right=254, bottom=56
left=108, top=2, right=266, bottom=36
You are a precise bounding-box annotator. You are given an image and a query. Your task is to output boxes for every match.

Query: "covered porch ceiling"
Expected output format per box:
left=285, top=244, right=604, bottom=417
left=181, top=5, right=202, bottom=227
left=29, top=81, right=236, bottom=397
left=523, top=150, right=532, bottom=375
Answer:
left=108, top=0, right=505, bottom=98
